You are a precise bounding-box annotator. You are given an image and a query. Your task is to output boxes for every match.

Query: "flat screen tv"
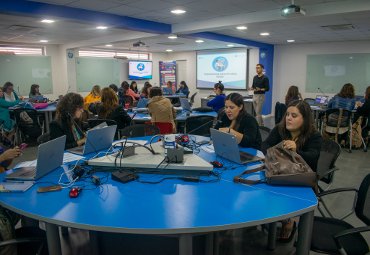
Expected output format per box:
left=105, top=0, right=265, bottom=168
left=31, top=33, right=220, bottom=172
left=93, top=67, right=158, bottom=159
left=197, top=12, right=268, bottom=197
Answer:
left=128, top=60, right=153, bottom=80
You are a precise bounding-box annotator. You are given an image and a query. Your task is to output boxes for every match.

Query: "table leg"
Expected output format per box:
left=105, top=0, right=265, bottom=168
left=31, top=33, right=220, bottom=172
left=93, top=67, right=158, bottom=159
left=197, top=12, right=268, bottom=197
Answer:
left=179, top=233, right=193, bottom=255
left=45, top=223, right=62, bottom=255
left=89, top=231, right=100, bottom=255
left=267, top=222, right=277, bottom=250
left=44, top=112, right=50, bottom=133
left=296, top=210, right=314, bottom=255
left=205, top=233, right=214, bottom=255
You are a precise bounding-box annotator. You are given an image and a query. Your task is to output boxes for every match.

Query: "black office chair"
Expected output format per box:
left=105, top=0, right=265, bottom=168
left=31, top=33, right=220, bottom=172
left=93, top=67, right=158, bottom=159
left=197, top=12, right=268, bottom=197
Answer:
left=185, top=115, right=214, bottom=136
left=274, top=102, right=287, bottom=124
left=13, top=108, right=43, bottom=143
left=120, top=124, right=160, bottom=138
left=259, top=126, right=271, bottom=142
left=311, top=173, right=370, bottom=255
left=87, top=119, right=117, bottom=129
left=189, top=92, right=197, bottom=107
left=37, top=132, right=50, bottom=144
left=304, top=98, right=316, bottom=106
left=316, top=138, right=341, bottom=217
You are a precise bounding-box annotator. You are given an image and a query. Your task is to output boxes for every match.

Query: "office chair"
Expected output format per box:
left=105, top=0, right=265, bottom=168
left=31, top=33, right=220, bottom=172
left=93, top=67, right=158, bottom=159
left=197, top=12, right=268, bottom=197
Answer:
left=152, top=122, right=173, bottom=134
left=274, top=102, right=287, bottom=124
left=185, top=115, right=214, bottom=136
left=120, top=124, right=160, bottom=138
left=37, top=132, right=50, bottom=144
left=13, top=108, right=43, bottom=143
left=311, top=173, right=370, bottom=255
left=189, top=92, right=197, bottom=107
left=259, top=126, right=271, bottom=142
left=304, top=98, right=316, bottom=106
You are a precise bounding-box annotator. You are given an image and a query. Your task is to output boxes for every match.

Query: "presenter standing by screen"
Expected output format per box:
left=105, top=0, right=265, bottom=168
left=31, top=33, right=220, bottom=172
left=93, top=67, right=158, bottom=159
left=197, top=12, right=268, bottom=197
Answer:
left=251, top=64, right=269, bottom=126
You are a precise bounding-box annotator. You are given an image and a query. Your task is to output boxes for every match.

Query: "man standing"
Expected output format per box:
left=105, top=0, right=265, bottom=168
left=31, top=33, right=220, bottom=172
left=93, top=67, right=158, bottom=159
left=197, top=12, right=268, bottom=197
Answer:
left=251, top=64, right=269, bottom=126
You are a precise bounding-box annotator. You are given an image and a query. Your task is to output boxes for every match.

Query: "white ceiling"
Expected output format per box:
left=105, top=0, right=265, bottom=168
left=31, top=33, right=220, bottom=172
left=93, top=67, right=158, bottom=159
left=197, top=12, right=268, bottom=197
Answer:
left=0, top=0, right=369, bottom=52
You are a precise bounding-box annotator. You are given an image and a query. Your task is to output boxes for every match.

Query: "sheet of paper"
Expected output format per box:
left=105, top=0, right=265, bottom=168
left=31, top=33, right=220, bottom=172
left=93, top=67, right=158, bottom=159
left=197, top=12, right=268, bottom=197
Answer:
left=0, top=181, right=34, bottom=192
left=15, top=160, right=37, bottom=168
left=201, top=144, right=215, bottom=153
left=63, top=152, right=85, bottom=163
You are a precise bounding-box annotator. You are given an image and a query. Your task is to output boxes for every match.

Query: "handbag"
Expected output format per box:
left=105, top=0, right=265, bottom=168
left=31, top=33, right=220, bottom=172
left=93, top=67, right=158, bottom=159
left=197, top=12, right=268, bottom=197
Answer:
left=234, top=142, right=317, bottom=189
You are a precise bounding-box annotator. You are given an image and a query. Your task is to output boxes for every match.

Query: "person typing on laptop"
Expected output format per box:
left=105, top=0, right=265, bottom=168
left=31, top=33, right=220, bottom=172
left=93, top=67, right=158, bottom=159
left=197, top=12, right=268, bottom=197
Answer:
left=214, top=93, right=262, bottom=150
left=50, top=93, right=86, bottom=149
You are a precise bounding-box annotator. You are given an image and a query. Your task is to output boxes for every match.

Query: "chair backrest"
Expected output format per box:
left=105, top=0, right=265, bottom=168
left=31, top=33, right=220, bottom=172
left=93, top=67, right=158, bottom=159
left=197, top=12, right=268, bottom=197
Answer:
left=88, top=119, right=117, bottom=129
left=185, top=115, right=214, bottom=136
left=13, top=108, right=39, bottom=126
left=316, top=138, right=341, bottom=184
left=274, top=102, right=287, bottom=124
left=259, top=126, right=271, bottom=142
left=152, top=122, right=173, bottom=134
left=304, top=98, right=316, bottom=106
left=355, top=173, right=370, bottom=225
left=37, top=132, right=50, bottom=144
left=189, top=92, right=197, bottom=104
left=216, top=107, right=225, bottom=121
left=324, top=108, right=351, bottom=128
left=120, top=124, right=160, bottom=138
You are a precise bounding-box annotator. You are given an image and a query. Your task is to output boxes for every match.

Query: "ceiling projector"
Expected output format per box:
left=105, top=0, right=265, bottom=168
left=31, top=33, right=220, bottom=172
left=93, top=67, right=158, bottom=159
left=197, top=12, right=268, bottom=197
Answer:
left=281, top=4, right=306, bottom=17
left=133, top=41, right=145, bottom=47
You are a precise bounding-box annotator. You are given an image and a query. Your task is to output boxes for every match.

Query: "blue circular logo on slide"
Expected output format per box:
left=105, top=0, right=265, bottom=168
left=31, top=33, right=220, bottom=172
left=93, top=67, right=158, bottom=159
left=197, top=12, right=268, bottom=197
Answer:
left=212, top=57, right=228, bottom=72
left=137, top=63, right=145, bottom=71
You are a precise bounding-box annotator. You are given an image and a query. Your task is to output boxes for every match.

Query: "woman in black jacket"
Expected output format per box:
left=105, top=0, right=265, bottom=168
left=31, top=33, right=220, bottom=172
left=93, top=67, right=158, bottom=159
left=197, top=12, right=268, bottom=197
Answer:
left=50, top=93, right=86, bottom=149
left=214, top=93, right=262, bottom=150
left=97, top=87, right=131, bottom=129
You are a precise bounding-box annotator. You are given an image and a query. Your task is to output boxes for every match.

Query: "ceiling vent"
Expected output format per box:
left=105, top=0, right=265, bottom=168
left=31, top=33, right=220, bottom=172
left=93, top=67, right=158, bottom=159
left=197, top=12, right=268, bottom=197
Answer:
left=321, top=24, right=355, bottom=31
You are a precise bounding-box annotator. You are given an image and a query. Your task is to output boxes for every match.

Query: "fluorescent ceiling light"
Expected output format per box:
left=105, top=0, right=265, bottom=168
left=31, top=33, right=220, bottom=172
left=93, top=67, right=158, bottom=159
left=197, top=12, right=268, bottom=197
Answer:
left=166, top=49, right=173, bottom=52
left=168, top=34, right=178, bottom=39
left=96, top=26, right=108, bottom=30
left=39, top=40, right=48, bottom=43
left=260, top=32, right=270, bottom=36
left=171, top=9, right=186, bottom=14
left=195, top=40, right=204, bottom=43
left=236, top=26, right=247, bottom=30
left=105, top=44, right=113, bottom=47
left=41, top=19, right=55, bottom=23
left=227, top=44, right=234, bottom=47
left=287, top=39, right=295, bottom=43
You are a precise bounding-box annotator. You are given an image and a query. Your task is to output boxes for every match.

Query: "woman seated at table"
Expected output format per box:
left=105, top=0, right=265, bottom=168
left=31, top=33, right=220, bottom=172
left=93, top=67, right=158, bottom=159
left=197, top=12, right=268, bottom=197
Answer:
left=140, top=82, right=152, bottom=98
left=147, top=87, right=176, bottom=133
left=328, top=83, right=359, bottom=111
left=130, top=81, right=139, bottom=94
left=207, top=81, right=226, bottom=113
left=97, top=87, right=131, bottom=130
left=262, top=100, right=322, bottom=242
left=0, top=87, right=21, bottom=144
left=214, top=93, right=261, bottom=150
left=29, top=84, right=43, bottom=98
left=3, top=82, right=21, bottom=102
left=285, top=85, right=302, bottom=105
left=84, top=85, right=101, bottom=111
left=119, top=81, right=139, bottom=103
left=176, top=81, right=190, bottom=98
left=355, top=86, right=370, bottom=139
left=50, top=93, right=86, bottom=149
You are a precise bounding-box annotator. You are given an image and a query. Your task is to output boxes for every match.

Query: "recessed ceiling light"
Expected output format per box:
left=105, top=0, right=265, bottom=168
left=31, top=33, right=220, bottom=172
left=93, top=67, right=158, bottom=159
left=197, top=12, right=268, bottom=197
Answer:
left=236, top=26, right=247, bottom=30
left=168, top=34, right=178, bottom=39
left=195, top=40, right=204, bottom=43
left=227, top=44, right=234, bottom=47
left=166, top=49, right=173, bottom=52
left=287, top=39, right=295, bottom=43
left=41, top=19, right=55, bottom=23
left=260, top=32, right=270, bottom=36
left=105, top=44, right=113, bottom=47
left=171, top=9, right=186, bottom=14
left=96, top=26, right=108, bottom=30
left=40, top=40, right=48, bottom=43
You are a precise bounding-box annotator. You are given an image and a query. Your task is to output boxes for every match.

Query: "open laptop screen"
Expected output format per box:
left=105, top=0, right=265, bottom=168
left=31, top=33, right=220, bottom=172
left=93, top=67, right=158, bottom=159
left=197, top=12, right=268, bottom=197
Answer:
left=315, top=95, right=329, bottom=105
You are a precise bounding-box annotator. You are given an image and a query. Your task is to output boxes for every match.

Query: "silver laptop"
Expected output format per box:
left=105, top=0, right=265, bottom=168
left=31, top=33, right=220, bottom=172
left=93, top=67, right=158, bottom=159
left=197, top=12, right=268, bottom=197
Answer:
left=315, top=95, right=329, bottom=105
left=6, top=135, right=66, bottom=181
left=180, top=98, right=191, bottom=112
left=210, top=128, right=263, bottom=164
left=68, top=125, right=117, bottom=155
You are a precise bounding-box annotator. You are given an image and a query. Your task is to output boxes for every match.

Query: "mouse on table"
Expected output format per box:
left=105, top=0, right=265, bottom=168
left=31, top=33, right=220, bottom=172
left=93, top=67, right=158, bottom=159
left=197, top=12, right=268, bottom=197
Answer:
left=69, top=187, right=81, bottom=198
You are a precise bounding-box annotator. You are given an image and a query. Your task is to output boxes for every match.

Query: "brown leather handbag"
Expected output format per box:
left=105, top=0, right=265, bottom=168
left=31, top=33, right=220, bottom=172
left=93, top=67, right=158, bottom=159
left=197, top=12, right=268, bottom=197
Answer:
left=234, top=142, right=317, bottom=189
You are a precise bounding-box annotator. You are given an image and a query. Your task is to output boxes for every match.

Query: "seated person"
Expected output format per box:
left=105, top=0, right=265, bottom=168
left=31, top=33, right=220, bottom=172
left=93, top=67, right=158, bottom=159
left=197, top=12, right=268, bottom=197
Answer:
left=355, top=86, right=370, bottom=138
left=119, top=81, right=139, bottom=104
left=109, top=84, right=118, bottom=94
left=29, top=84, right=44, bottom=101
left=84, top=85, right=101, bottom=111
left=162, top=81, right=174, bottom=95
left=130, top=81, right=139, bottom=94
left=50, top=93, right=86, bottom=149
left=0, top=146, right=21, bottom=173
left=285, top=85, right=302, bottom=105
left=327, top=83, right=358, bottom=111
left=97, top=87, right=131, bottom=130
left=176, top=81, right=190, bottom=98
left=215, top=93, right=261, bottom=150
left=147, top=87, right=176, bottom=133
left=0, top=87, right=20, bottom=143
left=207, top=81, right=226, bottom=112
left=3, top=82, right=21, bottom=102
left=140, top=82, right=152, bottom=98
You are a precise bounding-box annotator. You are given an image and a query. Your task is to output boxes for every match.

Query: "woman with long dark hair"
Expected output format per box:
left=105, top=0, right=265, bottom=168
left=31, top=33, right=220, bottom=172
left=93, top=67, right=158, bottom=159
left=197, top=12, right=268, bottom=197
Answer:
left=328, top=83, right=357, bottom=111
left=285, top=85, right=302, bottom=105
left=140, top=82, right=152, bottom=98
left=29, top=84, right=42, bottom=98
left=50, top=93, right=86, bottom=149
left=176, top=81, right=190, bottom=98
left=215, top=93, right=262, bottom=149
left=130, top=81, right=139, bottom=94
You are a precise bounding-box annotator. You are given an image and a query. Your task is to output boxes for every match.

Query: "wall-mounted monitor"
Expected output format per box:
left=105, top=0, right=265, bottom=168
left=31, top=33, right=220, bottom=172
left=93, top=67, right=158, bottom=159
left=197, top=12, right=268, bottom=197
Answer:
left=128, top=60, right=152, bottom=80
left=196, top=49, right=248, bottom=90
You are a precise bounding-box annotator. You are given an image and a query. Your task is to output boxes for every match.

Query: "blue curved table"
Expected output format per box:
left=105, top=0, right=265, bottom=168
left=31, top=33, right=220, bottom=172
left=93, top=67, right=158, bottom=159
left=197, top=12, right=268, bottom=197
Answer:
left=0, top=137, right=316, bottom=255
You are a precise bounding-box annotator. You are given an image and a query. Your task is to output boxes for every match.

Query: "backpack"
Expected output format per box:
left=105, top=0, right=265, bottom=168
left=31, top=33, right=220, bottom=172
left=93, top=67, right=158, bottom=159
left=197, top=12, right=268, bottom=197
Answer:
left=19, top=111, right=33, bottom=125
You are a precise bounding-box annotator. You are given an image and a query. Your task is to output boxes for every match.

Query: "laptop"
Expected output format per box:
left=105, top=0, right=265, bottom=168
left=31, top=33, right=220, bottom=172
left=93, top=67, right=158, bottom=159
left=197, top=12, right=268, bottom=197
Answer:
left=210, top=128, right=263, bottom=164
left=68, top=125, right=117, bottom=155
left=6, top=135, right=66, bottom=181
left=180, top=98, right=192, bottom=112
left=136, top=98, right=148, bottom=108
left=315, top=95, right=329, bottom=105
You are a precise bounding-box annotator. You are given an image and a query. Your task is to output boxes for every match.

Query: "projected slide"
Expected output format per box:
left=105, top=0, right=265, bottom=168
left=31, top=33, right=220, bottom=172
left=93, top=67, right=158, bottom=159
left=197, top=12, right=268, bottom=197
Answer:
left=129, top=61, right=152, bottom=80
left=197, top=50, right=247, bottom=89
